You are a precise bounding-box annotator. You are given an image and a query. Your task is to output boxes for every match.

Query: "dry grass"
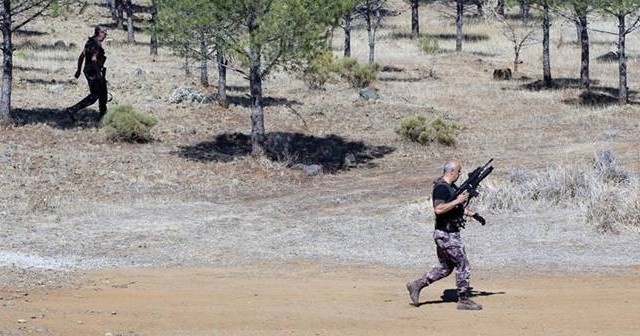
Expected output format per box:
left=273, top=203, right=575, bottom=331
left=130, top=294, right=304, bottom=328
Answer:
left=1, top=1, right=639, bottom=234
left=477, top=150, right=639, bottom=232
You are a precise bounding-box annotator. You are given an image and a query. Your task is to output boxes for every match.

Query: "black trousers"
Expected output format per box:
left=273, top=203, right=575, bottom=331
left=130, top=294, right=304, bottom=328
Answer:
left=69, top=71, right=108, bottom=117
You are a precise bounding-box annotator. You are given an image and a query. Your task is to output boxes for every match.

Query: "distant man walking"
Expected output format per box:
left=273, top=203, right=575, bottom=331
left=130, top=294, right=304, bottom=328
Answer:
left=406, top=160, right=486, bottom=310
left=67, top=25, right=109, bottom=122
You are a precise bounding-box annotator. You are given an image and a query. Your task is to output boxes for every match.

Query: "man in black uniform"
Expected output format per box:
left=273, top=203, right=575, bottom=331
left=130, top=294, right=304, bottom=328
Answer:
left=406, top=160, right=486, bottom=310
left=67, top=25, right=109, bottom=122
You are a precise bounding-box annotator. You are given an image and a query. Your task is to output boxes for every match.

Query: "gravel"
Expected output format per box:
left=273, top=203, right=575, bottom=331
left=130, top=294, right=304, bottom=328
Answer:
left=1, top=194, right=639, bottom=290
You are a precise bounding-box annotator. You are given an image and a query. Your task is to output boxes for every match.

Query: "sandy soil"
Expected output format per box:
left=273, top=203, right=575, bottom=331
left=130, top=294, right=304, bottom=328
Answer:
left=2, top=264, right=639, bottom=335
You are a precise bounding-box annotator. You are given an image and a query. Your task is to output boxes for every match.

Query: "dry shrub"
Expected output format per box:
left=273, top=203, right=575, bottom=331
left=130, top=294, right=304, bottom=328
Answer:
left=419, top=36, right=439, bottom=54
left=593, top=148, right=632, bottom=184
left=102, top=105, right=158, bottom=143
left=335, top=57, right=381, bottom=88
left=302, top=50, right=337, bottom=90
left=396, top=115, right=460, bottom=146
left=477, top=150, right=639, bottom=233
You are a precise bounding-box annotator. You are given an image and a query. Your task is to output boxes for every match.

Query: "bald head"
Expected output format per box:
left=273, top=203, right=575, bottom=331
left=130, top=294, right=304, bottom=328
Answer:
left=442, top=160, right=462, bottom=183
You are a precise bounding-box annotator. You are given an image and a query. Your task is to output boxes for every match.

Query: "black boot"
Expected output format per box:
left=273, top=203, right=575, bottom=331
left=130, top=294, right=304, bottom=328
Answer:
left=65, top=107, right=78, bottom=123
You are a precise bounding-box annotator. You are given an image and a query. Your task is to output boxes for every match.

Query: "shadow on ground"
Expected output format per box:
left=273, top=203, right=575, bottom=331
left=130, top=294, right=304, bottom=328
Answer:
left=416, top=288, right=506, bottom=307
left=176, top=132, right=395, bottom=173
left=10, top=108, right=102, bottom=129
left=519, top=78, right=639, bottom=106
left=521, top=78, right=597, bottom=91
left=225, top=95, right=302, bottom=108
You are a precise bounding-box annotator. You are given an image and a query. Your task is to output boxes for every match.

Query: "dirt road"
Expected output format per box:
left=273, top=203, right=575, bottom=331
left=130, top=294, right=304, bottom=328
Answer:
left=2, top=264, right=639, bottom=335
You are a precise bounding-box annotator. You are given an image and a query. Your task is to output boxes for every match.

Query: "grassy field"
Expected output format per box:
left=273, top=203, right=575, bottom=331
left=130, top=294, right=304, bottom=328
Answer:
left=2, top=1, right=639, bottom=233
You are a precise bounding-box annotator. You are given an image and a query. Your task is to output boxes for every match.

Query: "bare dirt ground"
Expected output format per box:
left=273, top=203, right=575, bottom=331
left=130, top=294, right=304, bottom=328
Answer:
left=2, top=264, right=640, bottom=335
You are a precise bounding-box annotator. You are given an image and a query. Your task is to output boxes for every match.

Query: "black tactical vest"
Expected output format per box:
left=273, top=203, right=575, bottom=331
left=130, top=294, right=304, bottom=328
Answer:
left=432, top=179, right=466, bottom=232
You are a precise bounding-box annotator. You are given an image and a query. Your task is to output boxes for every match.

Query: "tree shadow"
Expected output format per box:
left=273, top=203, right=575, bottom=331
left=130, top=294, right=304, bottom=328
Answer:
left=97, top=22, right=146, bottom=34
left=14, top=65, right=47, bottom=72
left=470, top=51, right=500, bottom=58
left=379, top=77, right=429, bottom=83
left=521, top=77, right=602, bottom=91
left=519, top=78, right=639, bottom=106
left=424, top=33, right=490, bottom=43
left=387, top=32, right=416, bottom=40
left=107, top=39, right=151, bottom=47
left=562, top=88, right=640, bottom=106
left=176, top=132, right=395, bottom=173
left=225, top=95, right=302, bottom=108
left=16, top=41, right=77, bottom=51
left=415, top=288, right=506, bottom=307
left=15, top=29, right=47, bottom=37
left=10, top=107, right=102, bottom=129
left=22, top=78, right=75, bottom=86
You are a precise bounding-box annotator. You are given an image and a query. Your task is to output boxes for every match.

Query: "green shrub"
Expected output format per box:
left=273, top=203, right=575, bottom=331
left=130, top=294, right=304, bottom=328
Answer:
left=419, top=36, right=439, bottom=54
left=335, top=58, right=381, bottom=88
left=302, top=50, right=337, bottom=90
left=396, top=115, right=459, bottom=146
left=430, top=117, right=459, bottom=145
left=102, top=105, right=158, bottom=143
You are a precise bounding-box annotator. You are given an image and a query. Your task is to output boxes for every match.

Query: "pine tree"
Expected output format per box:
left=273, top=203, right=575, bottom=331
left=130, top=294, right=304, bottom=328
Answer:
left=595, top=0, right=640, bottom=103
left=219, top=0, right=350, bottom=155
left=0, top=0, right=57, bottom=124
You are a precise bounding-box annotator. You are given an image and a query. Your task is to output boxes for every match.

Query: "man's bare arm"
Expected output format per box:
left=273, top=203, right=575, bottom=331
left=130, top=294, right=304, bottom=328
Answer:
left=74, top=51, right=85, bottom=78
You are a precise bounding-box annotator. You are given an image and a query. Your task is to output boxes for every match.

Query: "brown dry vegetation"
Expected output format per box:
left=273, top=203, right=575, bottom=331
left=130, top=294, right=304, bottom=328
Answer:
left=1, top=1, right=639, bottom=334
left=5, top=1, right=638, bottom=209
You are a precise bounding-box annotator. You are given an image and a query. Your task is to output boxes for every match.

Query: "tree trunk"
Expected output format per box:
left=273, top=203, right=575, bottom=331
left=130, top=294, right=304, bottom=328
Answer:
left=115, top=0, right=124, bottom=30
left=0, top=0, right=13, bottom=123
left=476, top=0, right=484, bottom=17
left=514, top=48, right=519, bottom=73
left=183, top=44, right=191, bottom=77
left=343, top=14, right=351, bottom=57
left=366, top=13, right=375, bottom=64
left=495, top=0, right=504, bottom=16
left=200, top=37, right=209, bottom=87
left=520, top=0, right=530, bottom=26
left=542, top=2, right=552, bottom=87
left=617, top=14, right=628, bottom=104
left=250, top=48, right=265, bottom=155
left=576, top=10, right=589, bottom=89
left=150, top=0, right=158, bottom=56
left=216, top=49, right=227, bottom=106
left=125, top=0, right=134, bottom=43
left=248, top=10, right=265, bottom=156
left=456, top=0, right=463, bottom=52
left=411, top=0, right=419, bottom=39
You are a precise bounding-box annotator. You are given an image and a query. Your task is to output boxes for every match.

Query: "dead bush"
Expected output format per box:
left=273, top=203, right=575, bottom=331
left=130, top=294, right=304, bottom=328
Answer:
left=476, top=150, right=639, bottom=233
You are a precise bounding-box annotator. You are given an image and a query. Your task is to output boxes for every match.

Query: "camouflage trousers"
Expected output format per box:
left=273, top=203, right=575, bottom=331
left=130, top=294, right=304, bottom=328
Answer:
left=418, top=229, right=471, bottom=296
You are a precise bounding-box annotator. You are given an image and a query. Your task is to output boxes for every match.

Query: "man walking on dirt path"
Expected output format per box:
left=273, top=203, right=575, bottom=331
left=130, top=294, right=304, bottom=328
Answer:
left=406, top=160, right=486, bottom=310
left=67, top=25, right=109, bottom=123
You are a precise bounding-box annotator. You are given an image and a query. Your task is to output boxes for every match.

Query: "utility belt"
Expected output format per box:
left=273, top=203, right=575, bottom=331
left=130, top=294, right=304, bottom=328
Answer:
left=435, top=218, right=466, bottom=233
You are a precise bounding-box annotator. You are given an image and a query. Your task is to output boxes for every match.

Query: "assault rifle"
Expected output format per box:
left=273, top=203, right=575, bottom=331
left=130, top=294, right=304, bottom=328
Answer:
left=449, top=159, right=493, bottom=227
left=454, top=158, right=494, bottom=206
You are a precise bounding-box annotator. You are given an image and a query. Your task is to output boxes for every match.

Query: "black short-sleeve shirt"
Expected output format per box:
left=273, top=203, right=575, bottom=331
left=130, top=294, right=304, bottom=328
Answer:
left=83, top=37, right=106, bottom=74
